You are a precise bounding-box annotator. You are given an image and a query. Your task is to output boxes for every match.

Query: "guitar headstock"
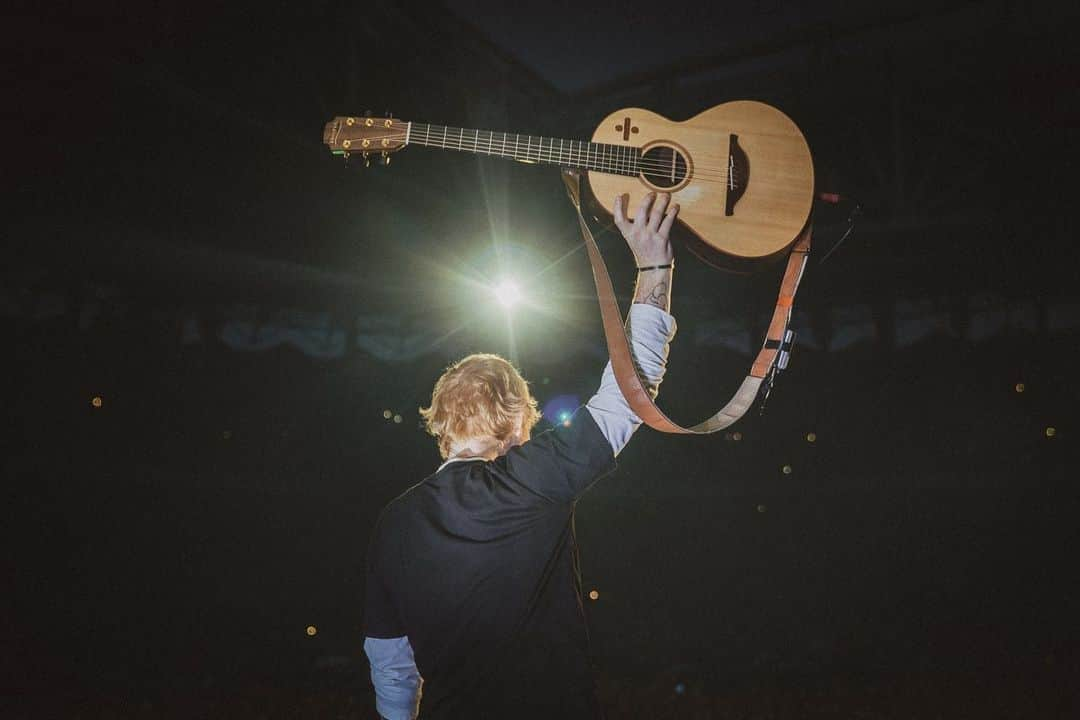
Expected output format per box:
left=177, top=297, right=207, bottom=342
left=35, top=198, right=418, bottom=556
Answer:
left=323, top=114, right=408, bottom=166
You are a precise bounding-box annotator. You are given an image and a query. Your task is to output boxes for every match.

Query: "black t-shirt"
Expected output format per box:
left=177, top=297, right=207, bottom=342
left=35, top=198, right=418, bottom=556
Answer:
left=364, top=407, right=616, bottom=719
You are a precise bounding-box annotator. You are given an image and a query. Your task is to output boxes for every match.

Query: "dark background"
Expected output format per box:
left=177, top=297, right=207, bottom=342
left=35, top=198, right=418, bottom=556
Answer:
left=5, top=2, right=1079, bottom=717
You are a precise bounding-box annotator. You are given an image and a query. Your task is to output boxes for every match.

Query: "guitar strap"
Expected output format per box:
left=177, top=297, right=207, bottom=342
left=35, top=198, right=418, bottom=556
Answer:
left=561, top=169, right=812, bottom=434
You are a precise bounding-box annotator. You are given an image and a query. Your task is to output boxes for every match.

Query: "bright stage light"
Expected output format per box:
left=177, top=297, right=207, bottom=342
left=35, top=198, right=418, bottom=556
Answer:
left=493, top=279, right=522, bottom=309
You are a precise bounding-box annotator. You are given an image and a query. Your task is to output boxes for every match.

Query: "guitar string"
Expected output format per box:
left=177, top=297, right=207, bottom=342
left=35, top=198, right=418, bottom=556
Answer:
left=336, top=128, right=741, bottom=182
left=380, top=129, right=735, bottom=180
left=335, top=127, right=734, bottom=179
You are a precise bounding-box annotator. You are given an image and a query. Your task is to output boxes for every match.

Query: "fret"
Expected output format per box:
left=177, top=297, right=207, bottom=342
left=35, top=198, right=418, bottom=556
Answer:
left=405, top=123, right=645, bottom=176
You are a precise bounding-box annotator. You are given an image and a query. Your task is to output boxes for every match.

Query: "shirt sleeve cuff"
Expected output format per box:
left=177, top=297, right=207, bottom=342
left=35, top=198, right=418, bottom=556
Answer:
left=365, top=636, right=422, bottom=720
left=627, top=302, right=677, bottom=342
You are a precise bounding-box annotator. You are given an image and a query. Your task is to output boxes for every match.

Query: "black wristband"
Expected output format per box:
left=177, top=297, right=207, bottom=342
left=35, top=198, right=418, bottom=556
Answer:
left=636, top=263, right=673, bottom=272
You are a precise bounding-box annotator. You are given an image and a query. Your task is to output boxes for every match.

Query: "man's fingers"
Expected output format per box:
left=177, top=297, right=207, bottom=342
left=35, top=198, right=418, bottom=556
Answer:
left=659, top=202, right=680, bottom=236
left=648, top=193, right=670, bottom=231
left=634, top=192, right=654, bottom=226
left=613, top=193, right=629, bottom=231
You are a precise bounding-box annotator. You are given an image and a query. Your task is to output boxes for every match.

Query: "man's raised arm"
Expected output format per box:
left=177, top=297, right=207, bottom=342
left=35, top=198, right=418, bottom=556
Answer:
left=586, top=192, right=678, bottom=456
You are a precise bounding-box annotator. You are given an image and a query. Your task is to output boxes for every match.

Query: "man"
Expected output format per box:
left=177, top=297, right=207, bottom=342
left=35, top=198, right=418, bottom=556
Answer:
left=363, top=191, right=679, bottom=719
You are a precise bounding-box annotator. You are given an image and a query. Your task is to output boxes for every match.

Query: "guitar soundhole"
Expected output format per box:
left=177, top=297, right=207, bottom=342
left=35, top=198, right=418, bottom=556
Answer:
left=639, top=145, right=688, bottom=189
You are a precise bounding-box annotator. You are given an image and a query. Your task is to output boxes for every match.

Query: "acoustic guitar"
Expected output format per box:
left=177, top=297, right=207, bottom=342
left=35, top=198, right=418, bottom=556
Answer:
left=323, top=101, right=814, bottom=267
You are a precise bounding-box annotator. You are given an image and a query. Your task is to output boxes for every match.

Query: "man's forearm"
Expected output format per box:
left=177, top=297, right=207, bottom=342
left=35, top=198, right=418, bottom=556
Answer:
left=632, top=267, right=673, bottom=312
left=585, top=301, right=676, bottom=456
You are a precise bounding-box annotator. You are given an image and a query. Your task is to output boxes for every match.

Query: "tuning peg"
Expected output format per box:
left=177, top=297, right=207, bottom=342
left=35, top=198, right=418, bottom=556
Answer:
left=380, top=151, right=390, bottom=166
left=362, top=151, right=371, bottom=168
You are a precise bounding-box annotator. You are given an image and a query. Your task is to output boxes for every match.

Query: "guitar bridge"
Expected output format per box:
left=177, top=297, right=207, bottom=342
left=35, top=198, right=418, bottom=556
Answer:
left=725, top=134, right=748, bottom=216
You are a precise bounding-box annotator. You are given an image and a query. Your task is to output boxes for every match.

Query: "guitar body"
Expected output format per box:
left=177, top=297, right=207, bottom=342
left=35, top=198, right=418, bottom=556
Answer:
left=586, top=101, right=814, bottom=267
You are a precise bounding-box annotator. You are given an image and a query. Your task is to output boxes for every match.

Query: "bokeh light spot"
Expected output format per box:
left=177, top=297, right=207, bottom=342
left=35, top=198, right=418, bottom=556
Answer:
left=306, top=625, right=317, bottom=637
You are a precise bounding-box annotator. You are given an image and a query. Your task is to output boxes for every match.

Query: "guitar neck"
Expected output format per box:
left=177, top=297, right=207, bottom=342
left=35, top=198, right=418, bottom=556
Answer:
left=406, top=122, right=642, bottom=177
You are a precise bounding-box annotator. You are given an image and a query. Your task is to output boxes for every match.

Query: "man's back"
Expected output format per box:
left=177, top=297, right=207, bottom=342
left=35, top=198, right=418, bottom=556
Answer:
left=366, top=410, right=615, bottom=718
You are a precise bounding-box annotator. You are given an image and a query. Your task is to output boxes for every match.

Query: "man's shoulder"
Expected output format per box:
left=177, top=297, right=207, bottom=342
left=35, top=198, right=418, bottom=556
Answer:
left=377, top=461, right=479, bottom=518
left=375, top=475, right=433, bottom=526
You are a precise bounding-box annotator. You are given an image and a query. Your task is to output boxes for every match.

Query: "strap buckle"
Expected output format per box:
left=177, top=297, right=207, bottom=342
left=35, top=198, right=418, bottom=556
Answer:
left=759, top=329, right=797, bottom=413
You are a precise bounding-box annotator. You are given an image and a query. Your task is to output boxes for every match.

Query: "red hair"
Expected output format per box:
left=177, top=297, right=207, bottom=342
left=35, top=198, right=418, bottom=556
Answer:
left=420, top=353, right=541, bottom=459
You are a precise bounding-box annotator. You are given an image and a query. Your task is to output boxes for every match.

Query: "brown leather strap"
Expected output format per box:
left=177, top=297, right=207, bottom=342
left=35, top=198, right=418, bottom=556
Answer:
left=561, top=170, right=812, bottom=434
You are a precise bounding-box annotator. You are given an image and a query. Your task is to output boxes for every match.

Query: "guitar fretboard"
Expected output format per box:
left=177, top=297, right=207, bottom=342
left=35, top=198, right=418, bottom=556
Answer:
left=408, top=123, right=642, bottom=177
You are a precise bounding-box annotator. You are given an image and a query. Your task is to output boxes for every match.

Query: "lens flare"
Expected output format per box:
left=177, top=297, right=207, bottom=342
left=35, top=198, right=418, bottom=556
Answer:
left=493, top=279, right=522, bottom=308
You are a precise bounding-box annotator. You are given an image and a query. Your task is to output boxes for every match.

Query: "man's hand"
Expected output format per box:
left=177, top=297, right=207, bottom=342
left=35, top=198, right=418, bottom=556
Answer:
left=614, top=192, right=677, bottom=312
left=613, top=192, right=678, bottom=267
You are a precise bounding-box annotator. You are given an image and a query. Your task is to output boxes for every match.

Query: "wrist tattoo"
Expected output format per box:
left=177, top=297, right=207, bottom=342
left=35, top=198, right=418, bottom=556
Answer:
left=645, top=281, right=668, bottom=309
